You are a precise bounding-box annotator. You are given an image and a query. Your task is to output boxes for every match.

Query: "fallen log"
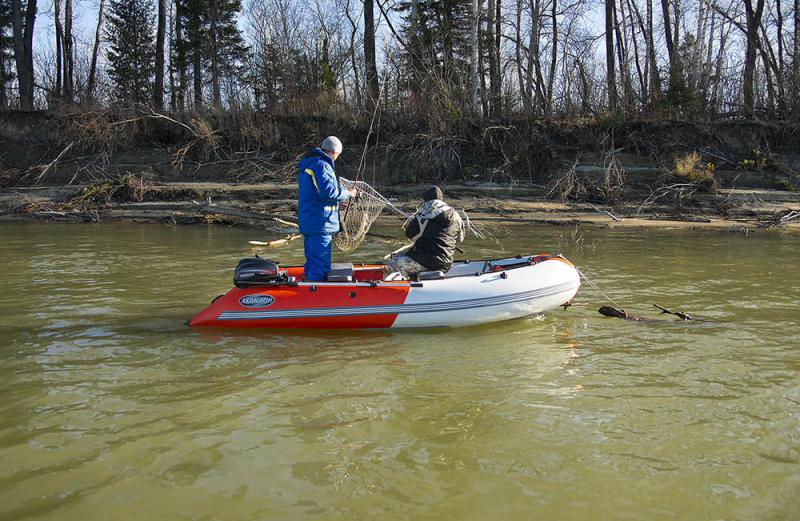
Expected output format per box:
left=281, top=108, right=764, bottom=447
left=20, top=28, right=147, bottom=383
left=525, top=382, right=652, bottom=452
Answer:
left=598, top=305, right=645, bottom=321
left=598, top=303, right=694, bottom=322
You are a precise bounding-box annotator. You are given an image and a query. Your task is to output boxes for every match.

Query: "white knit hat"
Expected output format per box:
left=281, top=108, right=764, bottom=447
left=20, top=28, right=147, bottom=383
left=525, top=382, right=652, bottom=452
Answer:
left=321, top=136, right=343, bottom=154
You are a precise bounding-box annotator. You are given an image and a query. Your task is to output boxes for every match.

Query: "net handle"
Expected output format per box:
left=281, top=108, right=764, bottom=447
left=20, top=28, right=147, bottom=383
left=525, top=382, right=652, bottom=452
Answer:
left=343, top=88, right=383, bottom=227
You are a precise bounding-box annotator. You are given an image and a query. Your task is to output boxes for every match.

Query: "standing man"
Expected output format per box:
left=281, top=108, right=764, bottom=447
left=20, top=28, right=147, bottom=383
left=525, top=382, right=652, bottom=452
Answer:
left=297, top=136, right=356, bottom=281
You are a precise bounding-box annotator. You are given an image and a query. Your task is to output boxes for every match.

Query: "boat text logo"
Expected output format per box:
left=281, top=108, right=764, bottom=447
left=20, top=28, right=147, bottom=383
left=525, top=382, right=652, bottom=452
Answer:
left=239, top=295, right=275, bottom=308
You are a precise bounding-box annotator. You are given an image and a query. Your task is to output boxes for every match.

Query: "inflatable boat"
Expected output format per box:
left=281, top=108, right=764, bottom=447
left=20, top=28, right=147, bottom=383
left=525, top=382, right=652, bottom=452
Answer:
left=189, top=254, right=580, bottom=329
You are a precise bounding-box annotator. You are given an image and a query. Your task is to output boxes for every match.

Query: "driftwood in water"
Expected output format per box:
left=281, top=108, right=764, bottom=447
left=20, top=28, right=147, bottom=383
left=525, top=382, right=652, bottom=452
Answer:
left=598, top=306, right=645, bottom=321
left=249, top=234, right=302, bottom=248
left=598, top=303, right=693, bottom=322
left=652, top=303, right=692, bottom=320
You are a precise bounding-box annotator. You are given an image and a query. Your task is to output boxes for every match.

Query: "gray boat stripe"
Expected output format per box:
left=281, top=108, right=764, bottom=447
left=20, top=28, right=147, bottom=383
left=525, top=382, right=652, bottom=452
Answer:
left=217, top=281, right=578, bottom=321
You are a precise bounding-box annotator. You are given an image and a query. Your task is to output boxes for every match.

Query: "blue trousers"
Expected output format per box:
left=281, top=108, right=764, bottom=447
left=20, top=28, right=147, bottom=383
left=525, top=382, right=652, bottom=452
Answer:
left=303, top=234, right=332, bottom=281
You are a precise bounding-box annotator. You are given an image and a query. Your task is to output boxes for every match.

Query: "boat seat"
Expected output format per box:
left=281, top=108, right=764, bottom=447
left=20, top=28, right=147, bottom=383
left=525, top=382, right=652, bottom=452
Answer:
left=327, top=263, right=354, bottom=282
left=417, top=270, right=445, bottom=280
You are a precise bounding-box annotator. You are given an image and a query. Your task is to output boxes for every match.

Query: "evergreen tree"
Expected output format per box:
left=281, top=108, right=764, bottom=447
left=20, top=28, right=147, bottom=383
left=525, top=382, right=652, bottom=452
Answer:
left=106, top=0, right=155, bottom=104
left=396, top=0, right=473, bottom=110
left=207, top=0, right=247, bottom=106
left=174, top=0, right=247, bottom=109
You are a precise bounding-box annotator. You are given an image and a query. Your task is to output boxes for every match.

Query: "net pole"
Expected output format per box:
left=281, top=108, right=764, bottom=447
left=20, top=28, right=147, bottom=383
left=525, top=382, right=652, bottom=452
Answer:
left=342, top=88, right=383, bottom=229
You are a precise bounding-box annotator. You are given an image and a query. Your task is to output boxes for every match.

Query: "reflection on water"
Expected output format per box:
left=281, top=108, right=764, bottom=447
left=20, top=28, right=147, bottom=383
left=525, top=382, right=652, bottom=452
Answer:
left=0, top=223, right=798, bottom=520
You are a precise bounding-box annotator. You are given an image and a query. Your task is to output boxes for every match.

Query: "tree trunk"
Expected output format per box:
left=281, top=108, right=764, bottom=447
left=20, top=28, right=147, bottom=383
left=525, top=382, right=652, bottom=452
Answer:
left=493, top=0, right=501, bottom=116
left=63, top=0, right=73, bottom=102
left=605, top=0, right=617, bottom=110
left=530, top=0, right=545, bottom=112
left=87, top=0, right=105, bottom=102
left=193, top=51, right=202, bottom=110
left=525, top=0, right=541, bottom=112
left=409, top=0, right=422, bottom=109
left=54, top=0, right=63, bottom=99
left=154, top=0, right=166, bottom=109
left=794, top=0, right=799, bottom=117
left=613, top=0, right=632, bottom=110
left=646, top=0, right=660, bottom=103
left=515, top=0, right=527, bottom=112
left=700, top=7, right=716, bottom=100
left=469, top=0, right=480, bottom=113
left=486, top=0, right=498, bottom=117
left=363, top=0, right=378, bottom=108
left=743, top=0, right=765, bottom=117
left=0, top=51, right=6, bottom=108
left=710, top=20, right=730, bottom=115
left=11, top=0, right=36, bottom=110
left=625, top=0, right=646, bottom=102
left=660, top=0, right=673, bottom=70
left=344, top=0, right=362, bottom=110
left=175, top=0, right=187, bottom=110
left=209, top=0, right=221, bottom=107
left=545, top=0, right=557, bottom=115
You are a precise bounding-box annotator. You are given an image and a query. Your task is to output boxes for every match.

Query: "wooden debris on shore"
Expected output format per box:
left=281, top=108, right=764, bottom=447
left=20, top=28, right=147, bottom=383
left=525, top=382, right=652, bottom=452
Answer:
left=588, top=204, right=621, bottom=221
left=761, top=210, right=800, bottom=228
left=192, top=201, right=288, bottom=223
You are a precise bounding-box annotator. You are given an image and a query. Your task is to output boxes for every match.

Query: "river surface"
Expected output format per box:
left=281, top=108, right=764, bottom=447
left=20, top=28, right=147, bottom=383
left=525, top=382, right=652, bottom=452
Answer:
left=0, top=222, right=798, bottom=520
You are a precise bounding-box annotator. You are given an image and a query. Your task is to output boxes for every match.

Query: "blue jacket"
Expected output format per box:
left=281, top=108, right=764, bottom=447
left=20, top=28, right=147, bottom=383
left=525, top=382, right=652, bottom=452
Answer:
left=297, top=148, right=350, bottom=235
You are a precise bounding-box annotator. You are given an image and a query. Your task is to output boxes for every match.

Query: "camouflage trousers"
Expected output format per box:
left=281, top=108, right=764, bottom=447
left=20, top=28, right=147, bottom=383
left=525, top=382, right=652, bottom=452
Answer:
left=384, top=254, right=427, bottom=278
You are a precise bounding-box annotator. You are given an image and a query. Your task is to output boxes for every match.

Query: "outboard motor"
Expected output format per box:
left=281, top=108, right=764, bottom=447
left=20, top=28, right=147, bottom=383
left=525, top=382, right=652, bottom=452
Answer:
left=233, top=256, right=283, bottom=287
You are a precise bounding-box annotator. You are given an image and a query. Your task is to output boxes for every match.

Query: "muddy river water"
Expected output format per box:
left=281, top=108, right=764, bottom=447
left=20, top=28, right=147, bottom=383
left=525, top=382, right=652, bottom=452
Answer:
left=0, top=222, right=798, bottom=520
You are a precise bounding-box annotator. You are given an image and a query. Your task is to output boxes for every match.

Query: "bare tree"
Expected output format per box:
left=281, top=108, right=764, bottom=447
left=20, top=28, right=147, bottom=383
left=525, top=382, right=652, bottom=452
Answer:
left=87, top=0, right=105, bottom=101
left=63, top=0, right=73, bottom=101
left=546, top=0, right=558, bottom=115
left=363, top=0, right=378, bottom=108
left=54, top=0, right=63, bottom=98
left=605, top=0, right=617, bottom=110
left=154, top=0, right=165, bottom=109
left=469, top=0, right=480, bottom=113
left=11, top=0, right=37, bottom=110
left=743, top=0, right=765, bottom=116
left=794, top=0, right=799, bottom=116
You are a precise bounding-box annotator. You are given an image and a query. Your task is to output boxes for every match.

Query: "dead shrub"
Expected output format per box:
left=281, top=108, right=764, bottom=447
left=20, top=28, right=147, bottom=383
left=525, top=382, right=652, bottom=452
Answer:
left=57, top=107, right=142, bottom=155
left=600, top=153, right=626, bottom=203
left=546, top=158, right=587, bottom=202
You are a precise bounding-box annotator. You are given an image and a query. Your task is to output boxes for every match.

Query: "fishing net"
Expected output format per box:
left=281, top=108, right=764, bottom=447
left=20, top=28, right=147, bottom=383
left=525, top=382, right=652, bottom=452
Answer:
left=333, top=176, right=490, bottom=253
left=334, top=177, right=401, bottom=252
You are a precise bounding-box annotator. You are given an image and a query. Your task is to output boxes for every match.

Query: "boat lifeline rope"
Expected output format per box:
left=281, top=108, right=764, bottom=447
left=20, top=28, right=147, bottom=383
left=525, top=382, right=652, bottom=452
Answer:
left=575, top=267, right=626, bottom=310
left=577, top=267, right=694, bottom=321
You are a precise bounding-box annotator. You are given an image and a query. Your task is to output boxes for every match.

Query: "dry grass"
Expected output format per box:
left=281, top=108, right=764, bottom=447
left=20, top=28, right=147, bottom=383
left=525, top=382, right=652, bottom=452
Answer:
left=673, top=152, right=716, bottom=192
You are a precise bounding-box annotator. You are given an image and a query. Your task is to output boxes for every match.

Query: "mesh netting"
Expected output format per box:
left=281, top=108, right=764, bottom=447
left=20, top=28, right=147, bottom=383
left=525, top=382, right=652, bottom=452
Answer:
left=333, top=177, right=489, bottom=252
left=334, top=177, right=400, bottom=252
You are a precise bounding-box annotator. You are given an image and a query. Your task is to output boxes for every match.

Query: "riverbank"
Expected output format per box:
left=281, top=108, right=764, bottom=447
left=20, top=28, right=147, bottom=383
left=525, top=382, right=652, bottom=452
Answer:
left=2, top=111, right=799, bottom=233
left=2, top=180, right=798, bottom=234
